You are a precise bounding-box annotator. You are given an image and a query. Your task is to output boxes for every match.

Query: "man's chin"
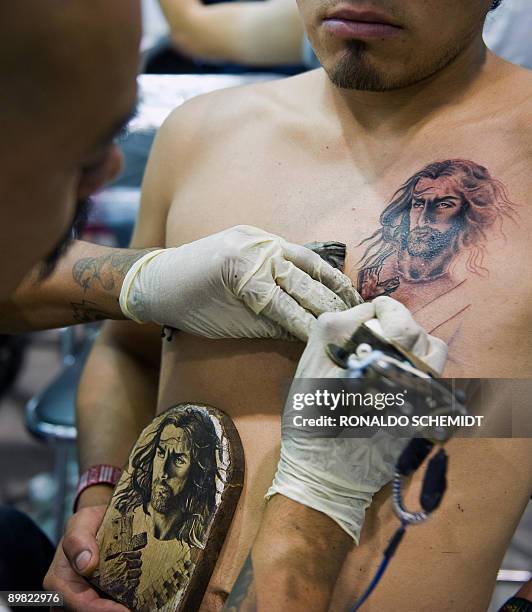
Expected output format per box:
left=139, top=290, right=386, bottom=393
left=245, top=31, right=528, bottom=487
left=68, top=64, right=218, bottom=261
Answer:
left=328, top=52, right=392, bottom=91
left=324, top=42, right=462, bottom=92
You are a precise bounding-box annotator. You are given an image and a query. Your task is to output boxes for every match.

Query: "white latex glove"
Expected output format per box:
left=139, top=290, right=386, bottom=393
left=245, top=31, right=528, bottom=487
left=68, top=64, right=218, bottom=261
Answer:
left=266, top=296, right=448, bottom=542
left=119, top=225, right=362, bottom=341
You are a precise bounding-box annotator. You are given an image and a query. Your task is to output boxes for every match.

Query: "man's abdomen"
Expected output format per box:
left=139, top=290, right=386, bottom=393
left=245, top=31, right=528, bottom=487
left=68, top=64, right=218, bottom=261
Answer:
left=157, top=333, right=531, bottom=611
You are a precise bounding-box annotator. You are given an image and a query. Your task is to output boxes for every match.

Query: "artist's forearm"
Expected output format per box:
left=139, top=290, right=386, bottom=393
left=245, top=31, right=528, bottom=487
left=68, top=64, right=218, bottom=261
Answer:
left=0, top=241, right=151, bottom=333
left=161, top=0, right=304, bottom=65
left=224, top=495, right=351, bottom=611
left=76, top=323, right=160, bottom=509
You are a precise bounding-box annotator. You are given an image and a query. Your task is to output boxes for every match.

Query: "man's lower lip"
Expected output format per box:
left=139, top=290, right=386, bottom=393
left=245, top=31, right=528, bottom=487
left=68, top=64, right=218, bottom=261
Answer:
left=323, top=19, right=402, bottom=39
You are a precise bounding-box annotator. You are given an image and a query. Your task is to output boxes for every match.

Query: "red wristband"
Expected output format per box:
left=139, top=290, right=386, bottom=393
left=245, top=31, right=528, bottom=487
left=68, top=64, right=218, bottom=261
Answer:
left=73, top=464, right=122, bottom=512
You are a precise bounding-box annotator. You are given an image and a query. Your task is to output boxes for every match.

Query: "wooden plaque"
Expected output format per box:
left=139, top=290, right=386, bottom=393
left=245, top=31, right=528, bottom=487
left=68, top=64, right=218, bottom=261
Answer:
left=90, top=403, right=244, bottom=611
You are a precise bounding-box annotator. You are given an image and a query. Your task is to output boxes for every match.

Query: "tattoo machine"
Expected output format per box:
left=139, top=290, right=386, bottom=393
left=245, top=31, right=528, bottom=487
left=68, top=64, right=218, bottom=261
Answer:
left=326, top=323, right=467, bottom=611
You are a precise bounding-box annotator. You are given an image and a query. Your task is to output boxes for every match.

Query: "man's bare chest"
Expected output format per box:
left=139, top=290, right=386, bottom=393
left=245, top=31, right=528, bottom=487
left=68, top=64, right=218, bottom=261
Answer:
left=166, top=139, right=531, bottom=374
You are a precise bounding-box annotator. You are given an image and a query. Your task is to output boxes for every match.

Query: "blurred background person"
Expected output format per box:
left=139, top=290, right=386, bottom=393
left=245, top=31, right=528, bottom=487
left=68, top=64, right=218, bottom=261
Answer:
left=484, top=0, right=532, bottom=68
left=144, top=0, right=307, bottom=73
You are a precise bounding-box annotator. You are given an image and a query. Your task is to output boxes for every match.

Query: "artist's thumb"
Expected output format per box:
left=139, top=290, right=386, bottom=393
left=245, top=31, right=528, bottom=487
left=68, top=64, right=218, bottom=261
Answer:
left=62, top=505, right=106, bottom=577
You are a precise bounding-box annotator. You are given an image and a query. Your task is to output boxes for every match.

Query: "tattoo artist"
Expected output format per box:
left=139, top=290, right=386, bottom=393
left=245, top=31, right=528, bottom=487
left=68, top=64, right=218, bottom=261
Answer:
left=0, top=1, right=358, bottom=603
left=0, top=1, right=360, bottom=339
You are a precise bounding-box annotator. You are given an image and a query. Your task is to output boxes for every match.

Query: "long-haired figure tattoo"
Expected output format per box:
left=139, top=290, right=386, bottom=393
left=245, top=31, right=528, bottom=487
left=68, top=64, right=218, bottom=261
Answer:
left=357, top=159, right=517, bottom=301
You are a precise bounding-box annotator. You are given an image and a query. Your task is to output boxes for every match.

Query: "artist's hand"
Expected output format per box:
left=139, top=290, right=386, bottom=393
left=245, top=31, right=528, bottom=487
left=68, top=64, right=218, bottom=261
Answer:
left=119, top=225, right=362, bottom=342
left=44, top=506, right=127, bottom=612
left=267, top=296, right=448, bottom=543
left=295, top=295, right=448, bottom=378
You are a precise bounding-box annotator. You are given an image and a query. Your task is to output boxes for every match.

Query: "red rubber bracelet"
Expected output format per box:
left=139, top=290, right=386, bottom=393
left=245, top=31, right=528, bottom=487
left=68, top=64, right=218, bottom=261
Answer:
left=73, top=464, right=122, bottom=512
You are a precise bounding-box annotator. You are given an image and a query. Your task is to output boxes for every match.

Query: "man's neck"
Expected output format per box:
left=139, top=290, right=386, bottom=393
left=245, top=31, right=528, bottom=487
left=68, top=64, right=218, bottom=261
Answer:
left=322, top=34, right=493, bottom=134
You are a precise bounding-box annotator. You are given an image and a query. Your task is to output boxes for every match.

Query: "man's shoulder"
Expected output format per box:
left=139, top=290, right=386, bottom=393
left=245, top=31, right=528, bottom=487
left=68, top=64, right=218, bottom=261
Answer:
left=466, top=58, right=532, bottom=157
left=492, top=58, right=532, bottom=127
left=159, top=69, right=322, bottom=146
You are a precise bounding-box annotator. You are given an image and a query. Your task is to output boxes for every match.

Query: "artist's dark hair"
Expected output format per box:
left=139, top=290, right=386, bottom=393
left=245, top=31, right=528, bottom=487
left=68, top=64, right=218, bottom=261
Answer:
left=358, top=159, right=516, bottom=276
left=114, top=407, right=221, bottom=549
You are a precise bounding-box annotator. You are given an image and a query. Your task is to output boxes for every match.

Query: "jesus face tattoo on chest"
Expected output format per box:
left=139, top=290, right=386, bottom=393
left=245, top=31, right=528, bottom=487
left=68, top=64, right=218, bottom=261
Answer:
left=357, top=159, right=517, bottom=301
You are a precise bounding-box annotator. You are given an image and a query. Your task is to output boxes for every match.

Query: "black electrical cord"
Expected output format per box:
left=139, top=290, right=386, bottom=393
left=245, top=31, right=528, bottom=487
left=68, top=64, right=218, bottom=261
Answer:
left=350, top=523, right=406, bottom=612
left=349, top=439, right=448, bottom=611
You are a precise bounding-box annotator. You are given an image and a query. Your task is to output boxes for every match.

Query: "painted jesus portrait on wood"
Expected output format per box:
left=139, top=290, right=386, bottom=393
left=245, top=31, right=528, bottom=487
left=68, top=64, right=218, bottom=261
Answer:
left=90, top=404, right=244, bottom=612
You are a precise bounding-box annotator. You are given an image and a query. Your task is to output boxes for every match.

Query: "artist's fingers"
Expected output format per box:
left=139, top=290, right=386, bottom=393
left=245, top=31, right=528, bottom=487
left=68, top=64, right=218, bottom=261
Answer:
left=251, top=313, right=294, bottom=341
left=373, top=296, right=447, bottom=374
left=372, top=296, right=423, bottom=350
left=261, top=286, right=316, bottom=342
left=62, top=505, right=107, bottom=577
left=313, top=302, right=376, bottom=346
left=421, top=335, right=448, bottom=374
left=273, top=258, right=349, bottom=315
left=281, top=241, right=363, bottom=307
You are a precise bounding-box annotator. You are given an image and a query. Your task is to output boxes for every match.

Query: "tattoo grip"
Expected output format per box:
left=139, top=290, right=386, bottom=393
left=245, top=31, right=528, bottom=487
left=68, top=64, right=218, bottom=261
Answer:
left=420, top=448, right=448, bottom=513
left=397, top=438, right=434, bottom=477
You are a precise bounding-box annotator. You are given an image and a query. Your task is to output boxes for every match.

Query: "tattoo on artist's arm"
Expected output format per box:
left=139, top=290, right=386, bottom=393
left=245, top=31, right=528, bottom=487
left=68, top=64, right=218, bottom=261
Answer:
left=70, top=300, right=110, bottom=324
left=71, top=249, right=150, bottom=322
left=224, top=554, right=256, bottom=612
left=72, top=250, right=150, bottom=292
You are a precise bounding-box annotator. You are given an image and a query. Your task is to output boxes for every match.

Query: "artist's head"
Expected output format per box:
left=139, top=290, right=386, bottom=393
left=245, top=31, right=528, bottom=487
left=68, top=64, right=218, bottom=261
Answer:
left=0, top=0, right=141, bottom=295
left=116, top=408, right=220, bottom=548
left=298, top=0, right=501, bottom=90
left=361, top=159, right=516, bottom=276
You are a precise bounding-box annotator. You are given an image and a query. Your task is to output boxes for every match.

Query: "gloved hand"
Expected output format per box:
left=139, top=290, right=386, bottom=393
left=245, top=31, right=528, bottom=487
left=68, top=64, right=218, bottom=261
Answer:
left=119, top=225, right=362, bottom=341
left=266, top=296, right=448, bottom=542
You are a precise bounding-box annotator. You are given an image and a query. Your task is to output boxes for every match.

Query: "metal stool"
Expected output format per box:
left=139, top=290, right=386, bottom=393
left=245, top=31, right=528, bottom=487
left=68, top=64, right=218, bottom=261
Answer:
left=25, top=342, right=92, bottom=543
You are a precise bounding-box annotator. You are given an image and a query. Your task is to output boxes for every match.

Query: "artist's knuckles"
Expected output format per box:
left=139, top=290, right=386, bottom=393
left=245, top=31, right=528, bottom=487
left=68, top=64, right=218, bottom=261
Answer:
left=226, top=224, right=269, bottom=239
left=314, top=304, right=374, bottom=342
left=385, top=319, right=421, bottom=351
left=221, top=225, right=360, bottom=314
left=222, top=225, right=280, bottom=260
left=315, top=311, right=346, bottom=338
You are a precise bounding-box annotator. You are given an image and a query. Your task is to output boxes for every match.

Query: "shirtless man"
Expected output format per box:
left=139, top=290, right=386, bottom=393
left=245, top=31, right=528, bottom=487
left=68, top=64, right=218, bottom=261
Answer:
left=46, top=0, right=532, bottom=610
